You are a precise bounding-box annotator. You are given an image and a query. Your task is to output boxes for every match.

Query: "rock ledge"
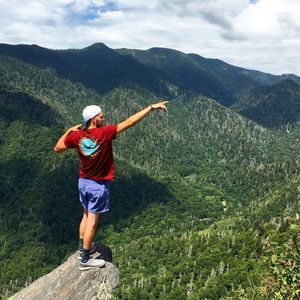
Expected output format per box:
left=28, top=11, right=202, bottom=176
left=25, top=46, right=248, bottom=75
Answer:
left=9, top=252, right=119, bottom=300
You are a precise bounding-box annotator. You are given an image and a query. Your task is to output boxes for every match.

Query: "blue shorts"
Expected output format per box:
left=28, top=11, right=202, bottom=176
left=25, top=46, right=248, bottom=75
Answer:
left=78, top=178, right=110, bottom=213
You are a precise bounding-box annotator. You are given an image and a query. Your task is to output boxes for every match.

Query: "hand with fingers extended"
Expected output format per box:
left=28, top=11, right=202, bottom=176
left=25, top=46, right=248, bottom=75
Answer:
left=151, top=100, right=169, bottom=112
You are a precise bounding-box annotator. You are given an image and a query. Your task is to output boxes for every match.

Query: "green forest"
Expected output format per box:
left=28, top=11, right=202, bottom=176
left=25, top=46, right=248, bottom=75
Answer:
left=0, top=44, right=299, bottom=299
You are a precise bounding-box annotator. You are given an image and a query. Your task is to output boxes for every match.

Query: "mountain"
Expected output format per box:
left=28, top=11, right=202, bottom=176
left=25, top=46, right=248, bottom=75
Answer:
left=117, top=47, right=300, bottom=105
left=117, top=47, right=254, bottom=106
left=0, top=43, right=178, bottom=97
left=0, top=43, right=299, bottom=299
left=240, top=68, right=300, bottom=86
left=2, top=42, right=300, bottom=110
left=234, top=79, right=300, bottom=127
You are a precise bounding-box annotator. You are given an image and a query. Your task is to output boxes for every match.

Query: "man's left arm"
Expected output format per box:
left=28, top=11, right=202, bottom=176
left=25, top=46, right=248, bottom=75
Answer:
left=117, top=101, right=169, bottom=134
left=53, top=124, right=82, bottom=153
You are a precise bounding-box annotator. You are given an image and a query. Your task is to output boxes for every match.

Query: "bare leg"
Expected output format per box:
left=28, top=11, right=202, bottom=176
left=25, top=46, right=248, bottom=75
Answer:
left=79, top=208, right=88, bottom=239
left=83, top=212, right=100, bottom=250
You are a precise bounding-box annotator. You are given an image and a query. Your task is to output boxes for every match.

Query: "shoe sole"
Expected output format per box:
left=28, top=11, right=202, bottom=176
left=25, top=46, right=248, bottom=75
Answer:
left=79, top=266, right=94, bottom=271
left=79, top=262, right=106, bottom=271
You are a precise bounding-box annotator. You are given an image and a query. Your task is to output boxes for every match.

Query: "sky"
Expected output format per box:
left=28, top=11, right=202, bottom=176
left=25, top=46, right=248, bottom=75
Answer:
left=0, top=0, right=299, bottom=75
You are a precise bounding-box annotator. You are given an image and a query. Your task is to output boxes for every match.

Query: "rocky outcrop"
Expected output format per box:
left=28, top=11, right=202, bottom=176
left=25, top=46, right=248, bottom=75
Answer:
left=9, top=249, right=120, bottom=300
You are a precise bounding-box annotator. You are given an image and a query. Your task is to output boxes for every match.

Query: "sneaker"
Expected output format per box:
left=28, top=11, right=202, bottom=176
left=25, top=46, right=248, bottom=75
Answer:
left=79, top=258, right=106, bottom=271
left=78, top=243, right=97, bottom=260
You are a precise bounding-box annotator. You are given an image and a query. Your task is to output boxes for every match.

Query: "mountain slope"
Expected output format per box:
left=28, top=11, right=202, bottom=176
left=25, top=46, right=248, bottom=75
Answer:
left=0, top=43, right=178, bottom=97
left=117, top=47, right=242, bottom=106
left=109, top=175, right=300, bottom=299
left=2, top=42, right=300, bottom=112
left=240, top=68, right=300, bottom=86
left=234, top=79, right=300, bottom=127
left=117, top=47, right=300, bottom=106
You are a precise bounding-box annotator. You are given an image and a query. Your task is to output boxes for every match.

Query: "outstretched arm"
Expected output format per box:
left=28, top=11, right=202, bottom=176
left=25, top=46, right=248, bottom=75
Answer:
left=53, top=124, right=82, bottom=153
left=117, top=101, right=169, bottom=134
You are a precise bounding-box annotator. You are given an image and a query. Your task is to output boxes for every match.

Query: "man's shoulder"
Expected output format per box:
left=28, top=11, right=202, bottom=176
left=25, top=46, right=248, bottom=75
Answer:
left=64, top=129, right=84, bottom=148
left=69, top=129, right=84, bottom=138
left=98, top=125, right=117, bottom=140
left=82, top=125, right=117, bottom=138
left=101, top=124, right=117, bottom=129
left=98, top=125, right=117, bottom=133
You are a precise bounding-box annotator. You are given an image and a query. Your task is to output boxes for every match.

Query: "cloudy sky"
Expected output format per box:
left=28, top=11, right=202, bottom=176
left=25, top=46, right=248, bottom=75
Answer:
left=0, top=0, right=299, bottom=75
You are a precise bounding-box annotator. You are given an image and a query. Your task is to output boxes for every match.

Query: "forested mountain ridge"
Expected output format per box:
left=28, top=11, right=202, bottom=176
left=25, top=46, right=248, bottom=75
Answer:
left=2, top=42, right=300, bottom=108
left=233, top=79, right=300, bottom=128
left=117, top=47, right=259, bottom=106
left=117, top=47, right=240, bottom=106
left=0, top=43, right=180, bottom=97
left=0, top=44, right=299, bottom=299
left=117, top=46, right=300, bottom=105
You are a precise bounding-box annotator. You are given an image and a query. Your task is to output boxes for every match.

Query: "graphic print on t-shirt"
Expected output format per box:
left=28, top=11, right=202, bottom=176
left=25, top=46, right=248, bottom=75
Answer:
left=78, top=136, right=101, bottom=159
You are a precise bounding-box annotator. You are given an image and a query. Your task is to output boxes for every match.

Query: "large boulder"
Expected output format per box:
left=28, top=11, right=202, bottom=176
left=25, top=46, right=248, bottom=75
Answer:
left=9, top=250, right=119, bottom=300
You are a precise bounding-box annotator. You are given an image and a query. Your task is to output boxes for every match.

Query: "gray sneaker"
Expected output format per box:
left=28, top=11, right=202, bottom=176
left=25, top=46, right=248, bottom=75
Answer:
left=79, top=258, right=106, bottom=271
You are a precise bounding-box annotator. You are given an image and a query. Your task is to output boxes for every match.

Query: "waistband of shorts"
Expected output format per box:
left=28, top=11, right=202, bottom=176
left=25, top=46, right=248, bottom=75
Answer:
left=79, top=177, right=111, bottom=185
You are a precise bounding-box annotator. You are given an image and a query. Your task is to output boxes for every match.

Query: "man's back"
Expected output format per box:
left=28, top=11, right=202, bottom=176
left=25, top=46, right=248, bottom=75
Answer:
left=64, top=125, right=117, bottom=181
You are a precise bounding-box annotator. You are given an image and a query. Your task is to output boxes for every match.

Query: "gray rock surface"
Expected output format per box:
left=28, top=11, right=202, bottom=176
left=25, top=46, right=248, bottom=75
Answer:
left=9, top=253, right=120, bottom=300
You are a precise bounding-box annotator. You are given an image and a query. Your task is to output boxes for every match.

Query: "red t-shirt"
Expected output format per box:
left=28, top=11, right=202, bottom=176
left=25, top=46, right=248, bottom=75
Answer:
left=64, top=125, right=117, bottom=181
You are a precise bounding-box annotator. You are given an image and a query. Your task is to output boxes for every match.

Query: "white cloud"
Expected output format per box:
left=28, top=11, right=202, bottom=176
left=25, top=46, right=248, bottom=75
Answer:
left=0, top=1, right=65, bottom=23
left=0, top=0, right=299, bottom=75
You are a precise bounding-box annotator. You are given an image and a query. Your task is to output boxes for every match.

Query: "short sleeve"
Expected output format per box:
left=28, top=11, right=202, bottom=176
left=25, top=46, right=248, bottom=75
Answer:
left=102, top=124, right=117, bottom=141
left=64, top=132, right=78, bottom=148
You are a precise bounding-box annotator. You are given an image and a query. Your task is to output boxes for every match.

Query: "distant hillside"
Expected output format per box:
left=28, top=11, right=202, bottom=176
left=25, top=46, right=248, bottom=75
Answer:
left=0, top=43, right=179, bottom=97
left=234, top=79, right=300, bottom=127
left=240, top=68, right=300, bottom=86
left=117, top=47, right=300, bottom=106
left=2, top=42, right=300, bottom=112
left=117, top=47, right=240, bottom=106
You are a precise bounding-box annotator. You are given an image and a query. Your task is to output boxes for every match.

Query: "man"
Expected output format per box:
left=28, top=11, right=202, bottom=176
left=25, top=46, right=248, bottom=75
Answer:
left=54, top=100, right=169, bottom=270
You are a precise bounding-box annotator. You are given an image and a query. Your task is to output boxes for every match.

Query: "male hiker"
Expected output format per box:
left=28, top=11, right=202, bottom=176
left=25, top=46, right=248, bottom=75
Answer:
left=54, top=100, right=169, bottom=270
